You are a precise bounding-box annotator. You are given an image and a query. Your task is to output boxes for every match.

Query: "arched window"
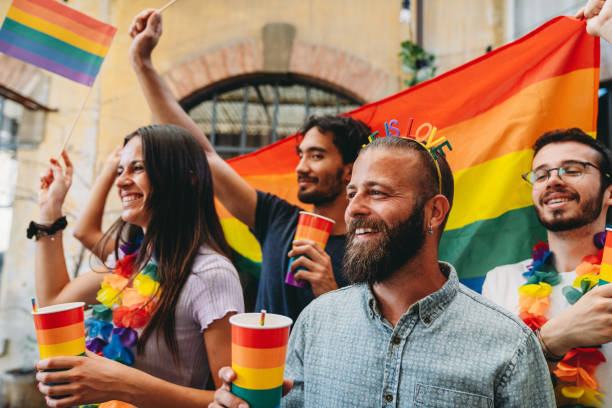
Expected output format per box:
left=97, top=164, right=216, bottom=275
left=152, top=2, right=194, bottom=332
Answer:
left=182, top=75, right=363, bottom=159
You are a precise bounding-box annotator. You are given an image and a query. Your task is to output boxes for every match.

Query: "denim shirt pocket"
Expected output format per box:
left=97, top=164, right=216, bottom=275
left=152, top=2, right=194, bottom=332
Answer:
left=414, top=383, right=493, bottom=408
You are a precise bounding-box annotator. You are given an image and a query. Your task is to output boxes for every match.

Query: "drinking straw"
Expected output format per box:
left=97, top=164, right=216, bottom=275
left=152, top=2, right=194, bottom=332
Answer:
left=259, top=309, right=266, bottom=326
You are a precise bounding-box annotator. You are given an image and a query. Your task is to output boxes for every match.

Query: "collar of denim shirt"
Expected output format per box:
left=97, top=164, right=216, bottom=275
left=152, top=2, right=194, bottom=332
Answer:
left=365, top=262, right=459, bottom=327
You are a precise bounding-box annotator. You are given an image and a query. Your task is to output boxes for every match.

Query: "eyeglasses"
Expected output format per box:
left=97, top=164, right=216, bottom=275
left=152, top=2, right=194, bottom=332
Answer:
left=521, top=161, right=603, bottom=185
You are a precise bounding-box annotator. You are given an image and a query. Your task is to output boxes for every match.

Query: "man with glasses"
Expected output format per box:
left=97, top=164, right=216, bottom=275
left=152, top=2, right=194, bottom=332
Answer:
left=482, top=128, right=612, bottom=407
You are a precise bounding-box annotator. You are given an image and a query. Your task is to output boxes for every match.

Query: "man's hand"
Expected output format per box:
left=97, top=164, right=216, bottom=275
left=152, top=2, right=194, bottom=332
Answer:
left=128, top=9, right=162, bottom=68
left=288, top=239, right=338, bottom=297
left=540, top=283, right=612, bottom=356
left=208, top=367, right=293, bottom=408
left=576, top=0, right=612, bottom=43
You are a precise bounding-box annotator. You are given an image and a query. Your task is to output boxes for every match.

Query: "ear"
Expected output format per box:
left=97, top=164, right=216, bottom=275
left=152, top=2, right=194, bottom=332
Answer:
left=603, top=183, right=612, bottom=208
left=342, top=163, right=353, bottom=184
left=427, top=194, right=451, bottom=232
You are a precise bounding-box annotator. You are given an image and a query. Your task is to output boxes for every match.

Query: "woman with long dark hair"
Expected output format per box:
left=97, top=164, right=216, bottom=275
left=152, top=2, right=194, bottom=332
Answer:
left=33, top=125, right=244, bottom=407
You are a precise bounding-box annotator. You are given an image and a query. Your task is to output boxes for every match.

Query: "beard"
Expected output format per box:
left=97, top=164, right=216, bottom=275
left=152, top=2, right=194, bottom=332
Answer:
left=298, top=168, right=345, bottom=205
left=535, top=188, right=603, bottom=232
left=343, top=200, right=427, bottom=285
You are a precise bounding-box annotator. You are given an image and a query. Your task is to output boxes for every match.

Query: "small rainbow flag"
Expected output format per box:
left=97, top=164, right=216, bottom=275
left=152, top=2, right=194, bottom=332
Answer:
left=0, top=0, right=116, bottom=86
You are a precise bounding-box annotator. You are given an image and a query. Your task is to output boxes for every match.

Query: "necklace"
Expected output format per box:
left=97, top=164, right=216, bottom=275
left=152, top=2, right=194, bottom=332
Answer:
left=520, top=234, right=607, bottom=407
left=80, top=243, right=161, bottom=408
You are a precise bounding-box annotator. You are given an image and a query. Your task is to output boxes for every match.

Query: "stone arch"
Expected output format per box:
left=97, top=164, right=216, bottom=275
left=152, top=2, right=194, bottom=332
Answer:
left=162, top=37, right=397, bottom=105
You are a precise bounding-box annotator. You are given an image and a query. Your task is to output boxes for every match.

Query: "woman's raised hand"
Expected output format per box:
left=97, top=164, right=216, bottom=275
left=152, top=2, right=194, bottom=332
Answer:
left=39, top=151, right=73, bottom=222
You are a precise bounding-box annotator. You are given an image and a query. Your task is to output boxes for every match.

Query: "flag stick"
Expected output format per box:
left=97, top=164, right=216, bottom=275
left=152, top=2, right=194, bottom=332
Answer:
left=58, top=85, right=94, bottom=154
left=158, top=0, right=177, bottom=13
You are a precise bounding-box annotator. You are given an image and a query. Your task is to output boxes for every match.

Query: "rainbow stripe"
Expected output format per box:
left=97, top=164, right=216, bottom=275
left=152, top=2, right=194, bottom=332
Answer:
left=231, top=321, right=289, bottom=408
left=220, top=16, right=599, bottom=292
left=599, top=227, right=612, bottom=285
left=0, top=0, right=116, bottom=86
left=294, top=212, right=334, bottom=248
left=33, top=304, right=85, bottom=359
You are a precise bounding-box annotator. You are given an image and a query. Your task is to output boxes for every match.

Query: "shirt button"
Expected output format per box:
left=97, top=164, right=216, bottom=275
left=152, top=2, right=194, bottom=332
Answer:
left=423, top=315, right=431, bottom=324
left=392, top=336, right=401, bottom=345
left=385, top=394, right=393, bottom=402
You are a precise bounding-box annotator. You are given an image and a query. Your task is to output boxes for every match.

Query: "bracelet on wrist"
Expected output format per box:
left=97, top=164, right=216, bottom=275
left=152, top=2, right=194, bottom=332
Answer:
left=535, top=328, right=565, bottom=362
left=27, top=216, right=67, bottom=240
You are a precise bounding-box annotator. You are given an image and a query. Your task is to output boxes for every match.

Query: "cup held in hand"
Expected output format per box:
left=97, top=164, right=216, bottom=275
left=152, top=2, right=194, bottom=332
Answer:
left=285, top=212, right=334, bottom=289
left=32, top=302, right=85, bottom=399
left=230, top=313, right=292, bottom=408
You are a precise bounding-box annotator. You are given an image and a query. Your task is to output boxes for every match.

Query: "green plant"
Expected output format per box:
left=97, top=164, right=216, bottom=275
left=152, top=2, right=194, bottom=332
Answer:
left=399, top=40, right=437, bottom=87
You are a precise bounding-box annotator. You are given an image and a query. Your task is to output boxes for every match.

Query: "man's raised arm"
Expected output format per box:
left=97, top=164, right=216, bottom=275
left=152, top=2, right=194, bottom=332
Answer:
left=128, top=9, right=257, bottom=228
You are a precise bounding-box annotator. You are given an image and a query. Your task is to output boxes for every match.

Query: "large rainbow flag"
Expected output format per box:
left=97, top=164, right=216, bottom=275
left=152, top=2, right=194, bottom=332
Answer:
left=221, top=16, right=599, bottom=293
left=0, top=0, right=116, bottom=86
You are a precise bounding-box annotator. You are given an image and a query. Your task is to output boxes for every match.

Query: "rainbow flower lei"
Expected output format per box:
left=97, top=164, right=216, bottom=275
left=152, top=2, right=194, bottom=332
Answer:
left=80, top=242, right=161, bottom=408
left=520, top=233, right=607, bottom=407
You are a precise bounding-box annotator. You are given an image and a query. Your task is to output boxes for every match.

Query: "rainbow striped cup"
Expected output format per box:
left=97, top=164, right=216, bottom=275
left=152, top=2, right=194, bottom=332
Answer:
left=32, top=302, right=86, bottom=359
left=230, top=313, right=293, bottom=408
left=286, top=211, right=335, bottom=288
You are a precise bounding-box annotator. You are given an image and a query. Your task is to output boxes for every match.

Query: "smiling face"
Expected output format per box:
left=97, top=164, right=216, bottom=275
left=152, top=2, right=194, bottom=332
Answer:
left=343, top=148, right=428, bottom=284
left=295, top=127, right=350, bottom=205
left=116, top=136, right=152, bottom=228
left=531, top=141, right=607, bottom=232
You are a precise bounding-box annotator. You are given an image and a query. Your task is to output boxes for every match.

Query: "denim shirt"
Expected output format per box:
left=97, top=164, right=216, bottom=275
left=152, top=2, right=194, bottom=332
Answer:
left=282, top=263, right=555, bottom=407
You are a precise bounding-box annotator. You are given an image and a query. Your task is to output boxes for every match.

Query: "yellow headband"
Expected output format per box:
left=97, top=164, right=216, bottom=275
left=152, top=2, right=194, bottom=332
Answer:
left=410, top=138, right=443, bottom=195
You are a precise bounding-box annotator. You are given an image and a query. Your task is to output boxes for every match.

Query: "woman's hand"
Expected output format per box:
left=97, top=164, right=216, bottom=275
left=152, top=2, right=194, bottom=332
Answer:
left=128, top=9, right=162, bottom=69
left=36, top=351, right=130, bottom=407
left=102, top=145, right=122, bottom=177
left=38, top=151, right=73, bottom=223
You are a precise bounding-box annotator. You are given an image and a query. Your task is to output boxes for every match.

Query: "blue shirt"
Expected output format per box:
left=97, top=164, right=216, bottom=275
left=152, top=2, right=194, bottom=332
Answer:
left=252, top=191, right=348, bottom=322
left=282, top=263, right=555, bottom=407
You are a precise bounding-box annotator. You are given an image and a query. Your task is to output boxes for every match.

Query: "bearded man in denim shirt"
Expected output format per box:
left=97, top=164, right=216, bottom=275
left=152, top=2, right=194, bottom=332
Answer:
left=212, top=136, right=555, bottom=407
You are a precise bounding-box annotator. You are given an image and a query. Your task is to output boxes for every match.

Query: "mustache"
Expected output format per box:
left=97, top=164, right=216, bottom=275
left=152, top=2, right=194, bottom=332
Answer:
left=541, top=188, right=579, bottom=202
left=347, top=218, right=388, bottom=236
left=297, top=175, right=318, bottom=182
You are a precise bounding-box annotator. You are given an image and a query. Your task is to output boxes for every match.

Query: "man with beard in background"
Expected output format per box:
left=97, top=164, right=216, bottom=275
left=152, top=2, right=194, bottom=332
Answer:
left=483, top=129, right=612, bottom=406
left=127, top=9, right=371, bottom=320
left=211, top=136, right=554, bottom=407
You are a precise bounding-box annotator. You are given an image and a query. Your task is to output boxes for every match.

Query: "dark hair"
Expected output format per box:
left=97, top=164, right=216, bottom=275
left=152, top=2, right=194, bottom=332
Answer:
left=98, top=125, right=232, bottom=362
left=361, top=136, right=454, bottom=232
left=533, top=128, right=612, bottom=188
left=298, top=115, right=371, bottom=164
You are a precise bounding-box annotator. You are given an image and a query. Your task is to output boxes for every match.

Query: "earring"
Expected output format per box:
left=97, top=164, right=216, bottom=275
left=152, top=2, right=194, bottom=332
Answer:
left=428, top=225, right=434, bottom=234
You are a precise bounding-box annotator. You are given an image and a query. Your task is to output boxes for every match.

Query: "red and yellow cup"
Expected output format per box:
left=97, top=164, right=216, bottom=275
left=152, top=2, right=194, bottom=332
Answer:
left=32, top=302, right=86, bottom=359
left=285, top=211, right=335, bottom=288
left=32, top=302, right=86, bottom=400
left=230, top=313, right=292, bottom=408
